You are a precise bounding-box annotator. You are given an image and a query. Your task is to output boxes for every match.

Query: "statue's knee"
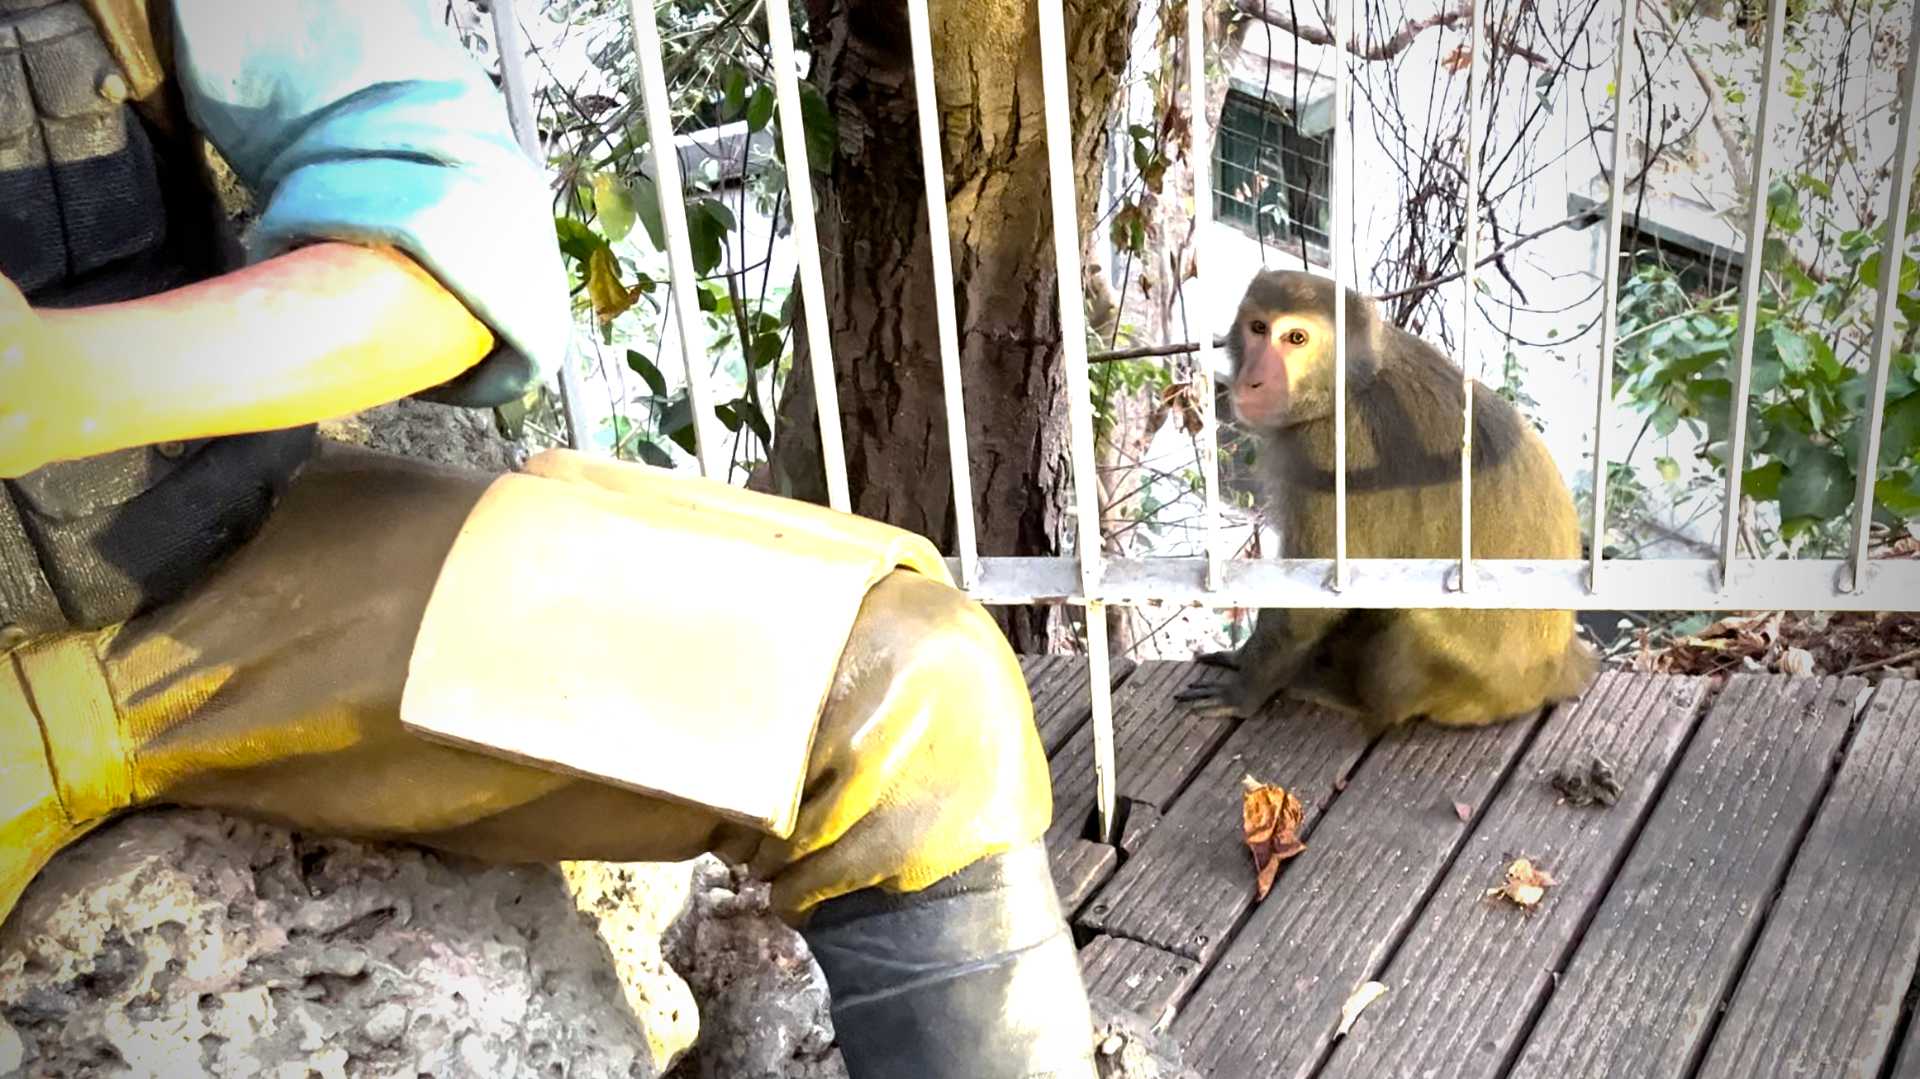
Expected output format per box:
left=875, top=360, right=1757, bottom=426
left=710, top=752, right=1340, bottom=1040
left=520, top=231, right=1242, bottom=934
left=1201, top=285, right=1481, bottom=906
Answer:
left=830, top=570, right=1053, bottom=852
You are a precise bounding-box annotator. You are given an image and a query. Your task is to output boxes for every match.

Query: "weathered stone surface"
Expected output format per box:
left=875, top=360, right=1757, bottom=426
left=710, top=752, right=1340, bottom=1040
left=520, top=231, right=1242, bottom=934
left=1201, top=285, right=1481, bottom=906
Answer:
left=0, top=809, right=671, bottom=1078
left=658, top=859, right=842, bottom=1079
left=318, top=397, right=526, bottom=474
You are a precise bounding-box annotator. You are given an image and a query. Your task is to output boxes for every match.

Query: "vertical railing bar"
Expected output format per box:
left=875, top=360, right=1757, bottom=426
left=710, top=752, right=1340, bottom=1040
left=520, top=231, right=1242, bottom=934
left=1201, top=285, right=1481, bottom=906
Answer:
left=629, top=0, right=727, bottom=477
left=1331, top=0, right=1350, bottom=592
left=1846, top=0, right=1920, bottom=592
left=1035, top=0, right=1112, bottom=838
left=1085, top=605, right=1117, bottom=844
left=906, top=0, right=981, bottom=588
left=1188, top=0, right=1225, bottom=592
left=1588, top=0, right=1640, bottom=590
left=490, top=0, right=589, bottom=453
left=763, top=0, right=851, bottom=512
left=1034, top=0, right=1104, bottom=599
left=1457, top=0, right=1482, bottom=591
left=1716, top=0, right=1787, bottom=587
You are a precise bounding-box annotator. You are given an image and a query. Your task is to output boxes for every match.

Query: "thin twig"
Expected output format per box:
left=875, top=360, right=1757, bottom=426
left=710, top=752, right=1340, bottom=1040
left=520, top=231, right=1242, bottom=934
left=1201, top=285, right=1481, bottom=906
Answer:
left=1840, top=645, right=1920, bottom=677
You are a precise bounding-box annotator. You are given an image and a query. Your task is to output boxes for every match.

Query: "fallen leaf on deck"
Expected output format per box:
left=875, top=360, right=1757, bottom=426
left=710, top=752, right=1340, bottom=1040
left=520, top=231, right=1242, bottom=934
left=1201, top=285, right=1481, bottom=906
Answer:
left=1485, top=857, right=1555, bottom=910
left=1336, top=981, right=1388, bottom=1037
left=1453, top=800, right=1473, bottom=822
left=1242, top=775, right=1306, bottom=901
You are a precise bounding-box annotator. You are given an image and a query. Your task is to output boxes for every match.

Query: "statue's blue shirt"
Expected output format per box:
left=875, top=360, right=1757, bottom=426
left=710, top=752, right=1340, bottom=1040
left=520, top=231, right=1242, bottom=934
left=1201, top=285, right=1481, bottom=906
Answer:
left=170, top=0, right=571, bottom=402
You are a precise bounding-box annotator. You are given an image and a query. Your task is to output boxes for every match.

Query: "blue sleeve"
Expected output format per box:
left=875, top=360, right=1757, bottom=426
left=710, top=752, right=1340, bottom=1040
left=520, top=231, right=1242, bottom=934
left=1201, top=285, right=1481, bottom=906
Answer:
left=166, top=0, right=572, bottom=406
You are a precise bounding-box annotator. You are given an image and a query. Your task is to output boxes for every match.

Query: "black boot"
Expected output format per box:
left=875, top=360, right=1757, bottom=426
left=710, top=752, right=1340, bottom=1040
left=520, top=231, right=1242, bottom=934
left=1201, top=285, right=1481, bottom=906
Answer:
left=801, top=841, right=1097, bottom=1079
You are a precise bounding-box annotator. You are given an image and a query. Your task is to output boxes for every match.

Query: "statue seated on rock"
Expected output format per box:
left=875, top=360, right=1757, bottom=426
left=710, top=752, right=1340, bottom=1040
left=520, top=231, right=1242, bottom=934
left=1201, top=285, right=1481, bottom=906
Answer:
left=0, top=2, right=1096, bottom=1075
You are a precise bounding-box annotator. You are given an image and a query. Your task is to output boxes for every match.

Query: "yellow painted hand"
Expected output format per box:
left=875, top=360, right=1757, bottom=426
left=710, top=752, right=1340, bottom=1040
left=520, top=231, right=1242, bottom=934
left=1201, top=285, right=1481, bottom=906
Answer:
left=0, top=274, right=103, bottom=479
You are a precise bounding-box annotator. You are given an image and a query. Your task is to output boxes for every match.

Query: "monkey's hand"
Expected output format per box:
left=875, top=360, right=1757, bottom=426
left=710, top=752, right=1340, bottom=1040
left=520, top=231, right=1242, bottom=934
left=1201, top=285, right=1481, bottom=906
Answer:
left=1193, top=648, right=1240, bottom=670
left=1173, top=671, right=1264, bottom=720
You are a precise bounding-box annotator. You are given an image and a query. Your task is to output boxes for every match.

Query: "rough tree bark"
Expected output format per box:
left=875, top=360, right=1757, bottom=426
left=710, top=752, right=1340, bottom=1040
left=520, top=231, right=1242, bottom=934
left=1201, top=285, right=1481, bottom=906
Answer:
left=767, top=0, right=1141, bottom=653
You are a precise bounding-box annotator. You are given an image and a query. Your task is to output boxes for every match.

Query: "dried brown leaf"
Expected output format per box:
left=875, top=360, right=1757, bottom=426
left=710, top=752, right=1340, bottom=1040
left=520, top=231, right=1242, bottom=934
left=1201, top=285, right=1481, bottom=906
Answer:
left=1485, top=857, right=1556, bottom=911
left=1242, top=775, right=1306, bottom=901
left=1440, top=43, right=1473, bottom=72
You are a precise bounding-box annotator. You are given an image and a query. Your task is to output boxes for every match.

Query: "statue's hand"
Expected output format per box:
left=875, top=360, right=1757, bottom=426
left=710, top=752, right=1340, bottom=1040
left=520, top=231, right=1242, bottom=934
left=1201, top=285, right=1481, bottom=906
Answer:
left=0, top=275, right=96, bottom=479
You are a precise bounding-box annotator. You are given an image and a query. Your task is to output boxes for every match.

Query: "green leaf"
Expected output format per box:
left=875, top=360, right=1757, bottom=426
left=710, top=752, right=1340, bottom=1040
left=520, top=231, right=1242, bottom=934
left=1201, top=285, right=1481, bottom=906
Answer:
left=687, top=202, right=726, bottom=275
left=631, top=175, right=667, bottom=250
left=1891, top=354, right=1920, bottom=400
left=1859, top=253, right=1920, bottom=296
left=714, top=400, right=743, bottom=432
left=703, top=199, right=738, bottom=232
left=749, top=332, right=784, bottom=369
left=1743, top=460, right=1785, bottom=499
left=1876, top=470, right=1920, bottom=516
left=661, top=394, right=698, bottom=455
left=1652, top=401, right=1682, bottom=437
left=1879, top=391, right=1920, bottom=466
left=1770, top=324, right=1814, bottom=373
left=634, top=438, right=676, bottom=468
left=1776, top=447, right=1853, bottom=523
left=746, top=85, right=776, bottom=132
left=1765, top=176, right=1801, bottom=233
left=626, top=349, right=667, bottom=397
left=1655, top=456, right=1681, bottom=483
left=592, top=173, right=637, bottom=243
left=555, top=217, right=608, bottom=265
left=724, top=67, right=749, bottom=119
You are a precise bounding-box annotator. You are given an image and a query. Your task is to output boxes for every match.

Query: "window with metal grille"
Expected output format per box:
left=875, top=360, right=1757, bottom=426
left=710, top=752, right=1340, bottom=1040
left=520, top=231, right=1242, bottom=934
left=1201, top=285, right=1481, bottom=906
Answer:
left=1625, top=228, right=1745, bottom=299
left=1213, top=88, right=1331, bottom=255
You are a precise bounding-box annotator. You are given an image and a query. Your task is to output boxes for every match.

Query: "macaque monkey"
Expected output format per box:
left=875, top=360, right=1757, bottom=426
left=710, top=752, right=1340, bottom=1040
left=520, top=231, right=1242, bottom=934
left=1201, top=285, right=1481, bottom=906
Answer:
left=1178, top=270, right=1596, bottom=731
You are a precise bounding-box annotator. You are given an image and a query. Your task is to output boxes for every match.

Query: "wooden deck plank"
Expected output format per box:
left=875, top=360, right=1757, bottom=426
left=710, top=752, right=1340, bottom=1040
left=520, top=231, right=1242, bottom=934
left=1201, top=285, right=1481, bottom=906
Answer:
left=1052, top=839, right=1120, bottom=914
left=1172, top=710, right=1544, bottom=1078
left=1895, top=1018, right=1920, bottom=1079
left=1020, top=654, right=1135, bottom=757
left=1505, top=674, right=1867, bottom=1079
left=1081, top=935, right=1200, bottom=1032
left=1046, top=661, right=1237, bottom=849
left=1119, top=805, right=1161, bottom=854
left=1313, top=672, right=1710, bottom=1079
left=1076, top=698, right=1372, bottom=959
left=1694, top=679, right=1920, bottom=1079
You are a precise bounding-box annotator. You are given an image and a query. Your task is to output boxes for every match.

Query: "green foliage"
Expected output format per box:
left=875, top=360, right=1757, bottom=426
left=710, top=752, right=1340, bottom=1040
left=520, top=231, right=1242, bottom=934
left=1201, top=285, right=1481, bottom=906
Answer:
left=538, top=0, right=839, bottom=476
left=1612, top=173, right=1920, bottom=554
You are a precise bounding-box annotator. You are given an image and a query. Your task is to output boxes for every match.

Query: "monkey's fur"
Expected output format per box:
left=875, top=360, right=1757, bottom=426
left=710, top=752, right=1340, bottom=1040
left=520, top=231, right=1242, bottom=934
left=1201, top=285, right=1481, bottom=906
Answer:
left=1180, top=270, right=1597, bottom=731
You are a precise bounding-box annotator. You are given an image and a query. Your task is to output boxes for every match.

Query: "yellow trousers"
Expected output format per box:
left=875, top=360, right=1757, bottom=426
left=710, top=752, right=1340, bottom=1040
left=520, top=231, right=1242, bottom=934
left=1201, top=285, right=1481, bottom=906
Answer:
left=1, top=445, right=1053, bottom=924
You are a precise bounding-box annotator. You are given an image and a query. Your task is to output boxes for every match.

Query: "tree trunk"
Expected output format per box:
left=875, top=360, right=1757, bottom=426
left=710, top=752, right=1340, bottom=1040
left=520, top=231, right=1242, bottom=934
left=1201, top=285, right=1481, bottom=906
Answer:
left=769, top=0, right=1140, bottom=654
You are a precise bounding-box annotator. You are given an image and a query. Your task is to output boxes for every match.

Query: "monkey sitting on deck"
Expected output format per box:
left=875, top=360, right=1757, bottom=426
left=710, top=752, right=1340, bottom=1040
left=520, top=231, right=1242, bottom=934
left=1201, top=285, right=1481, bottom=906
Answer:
left=1177, top=270, right=1597, bottom=732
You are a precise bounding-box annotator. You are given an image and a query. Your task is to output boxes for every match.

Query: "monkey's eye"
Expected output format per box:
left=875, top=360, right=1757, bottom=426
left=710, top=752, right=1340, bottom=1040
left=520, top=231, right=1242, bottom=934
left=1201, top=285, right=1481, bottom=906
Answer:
left=1249, top=320, right=1269, bottom=336
left=1285, top=329, right=1309, bottom=346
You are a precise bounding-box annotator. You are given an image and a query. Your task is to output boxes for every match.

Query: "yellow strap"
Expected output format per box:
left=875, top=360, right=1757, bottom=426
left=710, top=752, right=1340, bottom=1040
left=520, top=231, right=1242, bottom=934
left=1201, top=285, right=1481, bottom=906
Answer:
left=400, top=450, right=952, bottom=839
left=16, top=635, right=132, bottom=825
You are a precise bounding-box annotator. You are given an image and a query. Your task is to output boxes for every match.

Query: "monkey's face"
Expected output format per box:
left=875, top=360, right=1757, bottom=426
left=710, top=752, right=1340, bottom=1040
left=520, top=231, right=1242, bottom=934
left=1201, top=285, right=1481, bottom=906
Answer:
left=1229, top=308, right=1330, bottom=430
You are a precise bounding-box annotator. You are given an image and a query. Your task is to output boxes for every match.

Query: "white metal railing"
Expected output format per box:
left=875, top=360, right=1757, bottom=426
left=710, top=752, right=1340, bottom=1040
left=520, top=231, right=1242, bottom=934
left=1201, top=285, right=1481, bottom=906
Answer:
left=491, top=0, right=1920, bottom=844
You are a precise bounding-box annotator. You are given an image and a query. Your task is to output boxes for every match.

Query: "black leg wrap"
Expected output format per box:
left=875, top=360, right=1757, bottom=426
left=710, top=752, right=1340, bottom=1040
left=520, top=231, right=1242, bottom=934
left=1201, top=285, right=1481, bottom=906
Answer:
left=801, top=841, right=1097, bottom=1079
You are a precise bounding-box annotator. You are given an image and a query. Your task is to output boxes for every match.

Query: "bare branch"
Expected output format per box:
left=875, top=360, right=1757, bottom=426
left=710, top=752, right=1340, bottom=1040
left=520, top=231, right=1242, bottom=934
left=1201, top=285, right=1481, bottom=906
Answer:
left=1640, top=2, right=1752, bottom=193
left=1231, top=0, right=1552, bottom=67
